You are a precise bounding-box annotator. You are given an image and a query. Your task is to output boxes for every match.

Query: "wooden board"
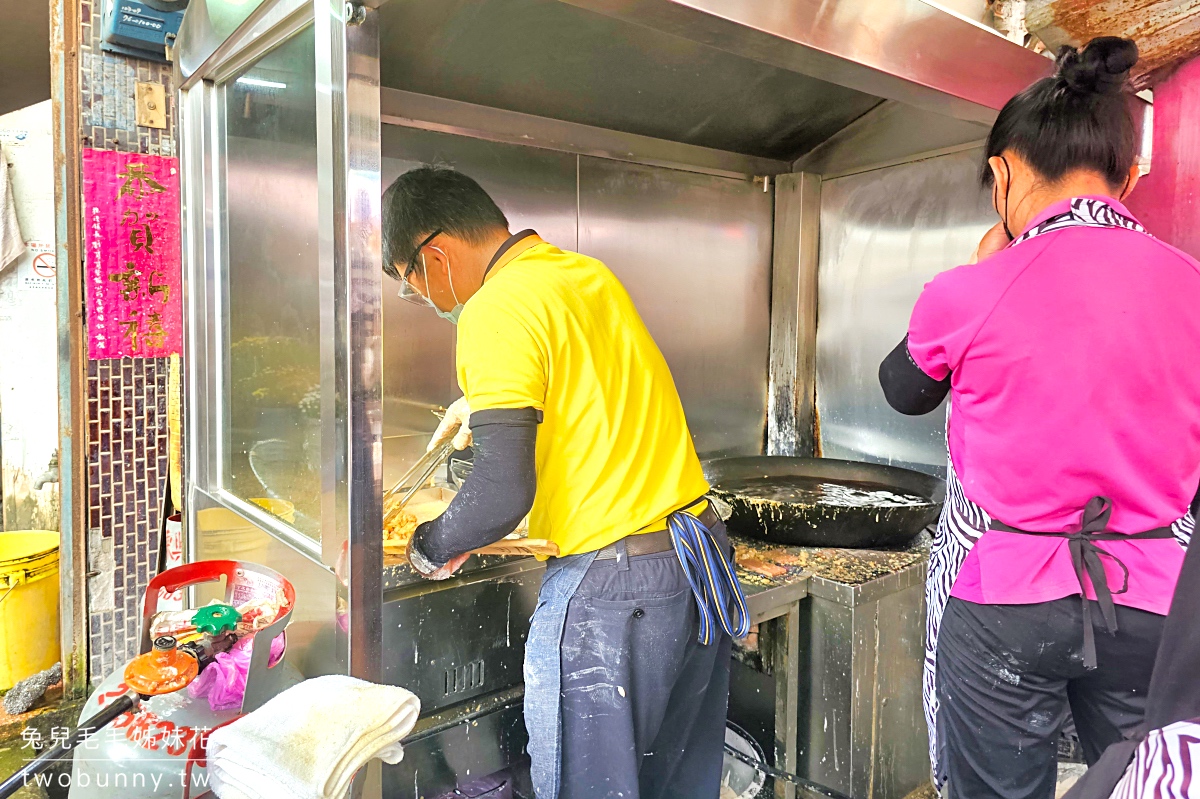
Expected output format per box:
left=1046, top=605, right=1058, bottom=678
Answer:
left=384, top=535, right=558, bottom=565
left=382, top=485, right=550, bottom=565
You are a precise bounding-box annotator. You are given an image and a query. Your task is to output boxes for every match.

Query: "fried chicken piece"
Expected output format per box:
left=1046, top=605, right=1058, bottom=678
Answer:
left=383, top=509, right=419, bottom=547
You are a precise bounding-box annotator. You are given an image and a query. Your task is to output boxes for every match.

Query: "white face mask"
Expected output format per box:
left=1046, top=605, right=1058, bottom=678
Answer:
left=424, top=249, right=464, bottom=324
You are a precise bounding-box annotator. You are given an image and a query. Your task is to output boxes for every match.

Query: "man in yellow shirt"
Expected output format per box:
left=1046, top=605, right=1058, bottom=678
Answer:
left=382, top=166, right=747, bottom=798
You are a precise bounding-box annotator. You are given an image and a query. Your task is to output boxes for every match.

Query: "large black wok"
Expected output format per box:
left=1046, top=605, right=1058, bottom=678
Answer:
left=703, top=456, right=945, bottom=549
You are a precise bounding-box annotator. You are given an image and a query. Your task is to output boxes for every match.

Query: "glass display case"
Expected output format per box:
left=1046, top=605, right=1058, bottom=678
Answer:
left=223, top=26, right=323, bottom=538
left=179, top=0, right=382, bottom=681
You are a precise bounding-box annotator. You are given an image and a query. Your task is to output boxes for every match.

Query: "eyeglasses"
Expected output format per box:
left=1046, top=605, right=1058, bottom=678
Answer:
left=397, top=228, right=442, bottom=307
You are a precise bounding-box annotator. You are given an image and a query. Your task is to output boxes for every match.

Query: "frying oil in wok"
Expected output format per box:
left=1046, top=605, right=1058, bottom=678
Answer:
left=727, top=476, right=931, bottom=509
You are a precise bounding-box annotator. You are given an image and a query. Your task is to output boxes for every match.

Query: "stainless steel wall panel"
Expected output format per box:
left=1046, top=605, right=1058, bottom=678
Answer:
left=815, top=149, right=994, bottom=475
left=379, top=125, right=578, bottom=486
left=793, top=100, right=989, bottom=178
left=378, top=129, right=774, bottom=468
left=577, top=157, right=774, bottom=458
left=768, top=173, right=821, bottom=457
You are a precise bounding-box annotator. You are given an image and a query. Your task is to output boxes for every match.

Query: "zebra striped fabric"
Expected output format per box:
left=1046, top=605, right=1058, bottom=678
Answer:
left=1011, top=198, right=1148, bottom=247
left=923, top=449, right=987, bottom=782
left=924, top=446, right=1193, bottom=785
left=1111, top=718, right=1200, bottom=799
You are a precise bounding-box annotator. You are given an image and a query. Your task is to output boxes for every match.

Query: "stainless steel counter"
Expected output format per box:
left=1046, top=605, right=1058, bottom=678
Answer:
left=732, top=536, right=929, bottom=799
left=743, top=567, right=812, bottom=627
left=733, top=555, right=811, bottom=799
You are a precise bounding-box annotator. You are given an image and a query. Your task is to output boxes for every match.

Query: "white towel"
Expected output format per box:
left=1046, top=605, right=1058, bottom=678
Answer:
left=207, top=675, right=421, bottom=799
left=0, top=144, right=25, bottom=273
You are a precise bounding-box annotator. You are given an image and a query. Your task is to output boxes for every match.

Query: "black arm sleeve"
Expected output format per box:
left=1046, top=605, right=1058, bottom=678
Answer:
left=879, top=335, right=951, bottom=416
left=409, top=407, right=539, bottom=567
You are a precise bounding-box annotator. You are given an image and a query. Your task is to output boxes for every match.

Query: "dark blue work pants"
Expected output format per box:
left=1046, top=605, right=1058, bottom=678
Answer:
left=525, top=527, right=733, bottom=799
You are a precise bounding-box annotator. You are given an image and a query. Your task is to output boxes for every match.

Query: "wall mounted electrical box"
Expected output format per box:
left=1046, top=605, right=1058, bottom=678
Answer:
left=100, top=0, right=186, bottom=63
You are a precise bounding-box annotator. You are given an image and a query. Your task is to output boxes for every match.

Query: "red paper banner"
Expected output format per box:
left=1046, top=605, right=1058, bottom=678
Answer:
left=83, top=149, right=182, bottom=359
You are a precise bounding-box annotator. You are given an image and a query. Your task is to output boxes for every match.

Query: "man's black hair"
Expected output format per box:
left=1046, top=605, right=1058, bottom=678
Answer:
left=983, top=37, right=1139, bottom=190
left=382, top=166, right=509, bottom=280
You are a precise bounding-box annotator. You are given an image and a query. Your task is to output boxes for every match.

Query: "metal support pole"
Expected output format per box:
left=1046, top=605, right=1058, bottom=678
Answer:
left=770, top=610, right=802, bottom=799
left=51, top=0, right=89, bottom=698
left=767, top=172, right=821, bottom=458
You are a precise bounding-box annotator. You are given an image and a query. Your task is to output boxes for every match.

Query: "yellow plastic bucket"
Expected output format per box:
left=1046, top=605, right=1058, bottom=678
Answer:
left=249, top=498, right=296, bottom=524
left=0, top=531, right=61, bottom=690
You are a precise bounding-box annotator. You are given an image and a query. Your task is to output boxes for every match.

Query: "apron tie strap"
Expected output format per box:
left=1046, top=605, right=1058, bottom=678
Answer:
left=668, top=510, right=751, bottom=645
left=990, top=496, right=1174, bottom=670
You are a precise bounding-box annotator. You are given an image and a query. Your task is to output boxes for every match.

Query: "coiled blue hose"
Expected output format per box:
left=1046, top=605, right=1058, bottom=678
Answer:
left=668, top=510, right=751, bottom=644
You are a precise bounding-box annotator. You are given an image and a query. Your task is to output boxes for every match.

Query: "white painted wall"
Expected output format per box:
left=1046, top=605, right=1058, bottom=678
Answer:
left=0, top=100, right=59, bottom=531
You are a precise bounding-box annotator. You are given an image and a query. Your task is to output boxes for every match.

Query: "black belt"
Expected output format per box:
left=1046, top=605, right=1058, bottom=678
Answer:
left=594, top=529, right=674, bottom=560
left=594, top=506, right=722, bottom=561
left=989, top=496, right=1173, bottom=670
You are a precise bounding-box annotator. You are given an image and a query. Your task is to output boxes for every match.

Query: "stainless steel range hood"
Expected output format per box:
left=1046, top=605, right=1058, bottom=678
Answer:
left=180, top=0, right=1050, bottom=165
left=377, top=0, right=883, bottom=162
left=374, top=0, right=1048, bottom=162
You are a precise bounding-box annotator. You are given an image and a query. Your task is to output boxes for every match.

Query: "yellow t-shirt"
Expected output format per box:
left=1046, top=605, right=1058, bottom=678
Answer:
left=456, top=237, right=710, bottom=556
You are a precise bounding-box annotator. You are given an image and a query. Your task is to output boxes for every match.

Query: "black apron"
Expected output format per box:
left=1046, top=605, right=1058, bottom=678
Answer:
left=1062, top=496, right=1200, bottom=799
left=989, top=496, right=1174, bottom=670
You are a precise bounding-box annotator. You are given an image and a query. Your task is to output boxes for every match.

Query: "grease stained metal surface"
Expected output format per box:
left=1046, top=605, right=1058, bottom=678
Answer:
left=732, top=535, right=930, bottom=798
left=735, top=536, right=926, bottom=588
left=1026, top=0, right=1200, bottom=85
left=724, top=477, right=931, bottom=508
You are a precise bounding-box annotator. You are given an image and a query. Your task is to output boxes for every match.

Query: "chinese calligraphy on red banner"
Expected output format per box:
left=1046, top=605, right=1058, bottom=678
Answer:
left=82, top=149, right=182, bottom=359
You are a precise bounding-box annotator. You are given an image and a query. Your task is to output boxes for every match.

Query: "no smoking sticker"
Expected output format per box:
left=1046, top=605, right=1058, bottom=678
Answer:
left=22, top=243, right=56, bottom=291
left=32, top=251, right=56, bottom=278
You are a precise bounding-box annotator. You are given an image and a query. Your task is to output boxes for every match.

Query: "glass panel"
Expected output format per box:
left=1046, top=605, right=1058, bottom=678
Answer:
left=222, top=27, right=322, bottom=538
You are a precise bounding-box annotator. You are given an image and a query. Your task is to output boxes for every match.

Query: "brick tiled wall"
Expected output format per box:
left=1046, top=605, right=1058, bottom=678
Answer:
left=86, top=360, right=169, bottom=679
left=79, top=0, right=176, bottom=681
left=79, top=0, right=175, bottom=158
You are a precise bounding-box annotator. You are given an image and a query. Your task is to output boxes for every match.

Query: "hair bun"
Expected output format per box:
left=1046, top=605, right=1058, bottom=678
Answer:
left=1057, top=37, right=1139, bottom=95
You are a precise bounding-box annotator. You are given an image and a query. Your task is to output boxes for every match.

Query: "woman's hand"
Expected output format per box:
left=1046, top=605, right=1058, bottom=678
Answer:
left=970, top=222, right=1011, bottom=264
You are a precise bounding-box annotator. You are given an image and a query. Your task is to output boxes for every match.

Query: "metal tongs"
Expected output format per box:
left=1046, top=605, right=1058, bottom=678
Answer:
left=383, top=408, right=457, bottom=526
left=383, top=439, right=454, bottom=526
left=380, top=412, right=562, bottom=560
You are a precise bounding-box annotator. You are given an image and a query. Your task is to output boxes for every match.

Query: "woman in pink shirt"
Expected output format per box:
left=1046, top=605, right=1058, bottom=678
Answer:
left=879, top=37, right=1200, bottom=799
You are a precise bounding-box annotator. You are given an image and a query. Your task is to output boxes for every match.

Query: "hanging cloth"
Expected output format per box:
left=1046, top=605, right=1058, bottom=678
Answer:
left=0, top=143, right=25, bottom=273
left=667, top=507, right=750, bottom=644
